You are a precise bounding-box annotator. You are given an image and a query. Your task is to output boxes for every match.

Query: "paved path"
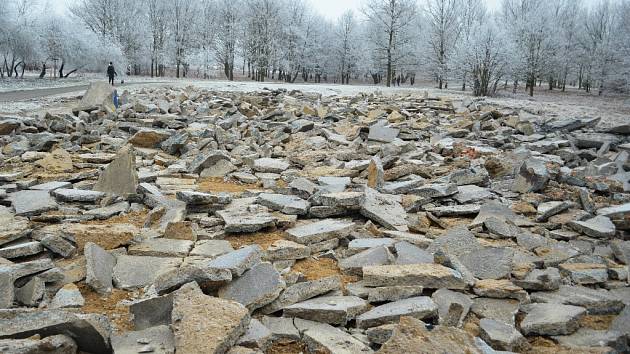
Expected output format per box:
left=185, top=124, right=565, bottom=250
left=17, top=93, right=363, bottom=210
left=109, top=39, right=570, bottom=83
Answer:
left=0, top=81, right=167, bottom=102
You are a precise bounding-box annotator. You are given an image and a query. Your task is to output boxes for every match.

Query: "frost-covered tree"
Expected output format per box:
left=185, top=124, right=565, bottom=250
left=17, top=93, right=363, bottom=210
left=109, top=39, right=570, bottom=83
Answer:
left=145, top=0, right=169, bottom=77
left=333, top=11, right=359, bottom=84
left=452, top=0, right=486, bottom=91
left=502, top=0, right=554, bottom=96
left=461, top=20, right=509, bottom=96
left=214, top=0, right=239, bottom=80
left=425, top=0, right=462, bottom=89
left=363, top=0, right=417, bottom=87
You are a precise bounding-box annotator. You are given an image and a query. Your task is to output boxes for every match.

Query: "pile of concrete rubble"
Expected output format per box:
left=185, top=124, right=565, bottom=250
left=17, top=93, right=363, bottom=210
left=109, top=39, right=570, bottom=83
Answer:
left=0, top=82, right=629, bottom=354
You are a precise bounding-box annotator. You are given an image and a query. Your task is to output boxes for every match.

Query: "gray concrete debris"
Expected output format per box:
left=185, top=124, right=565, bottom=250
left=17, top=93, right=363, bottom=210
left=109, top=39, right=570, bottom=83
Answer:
left=431, top=288, right=472, bottom=327
left=283, top=295, right=368, bottom=325
left=261, top=276, right=342, bottom=314
left=256, top=193, right=310, bottom=215
left=339, top=246, right=393, bottom=276
left=0, top=334, right=78, bottom=354
left=479, top=318, right=530, bottom=352
left=519, top=303, right=586, bottom=336
left=85, top=242, right=116, bottom=294
left=8, top=190, right=58, bottom=216
left=111, top=325, right=175, bottom=354
left=0, top=310, right=111, bottom=354
left=217, top=206, right=277, bottom=233
left=218, top=262, right=286, bottom=311
left=172, top=282, right=250, bottom=354
left=207, top=245, right=262, bottom=277
left=286, top=219, right=354, bottom=245
left=113, top=255, right=182, bottom=290
left=50, top=284, right=85, bottom=309
left=356, top=296, right=438, bottom=329
left=568, top=215, right=616, bottom=238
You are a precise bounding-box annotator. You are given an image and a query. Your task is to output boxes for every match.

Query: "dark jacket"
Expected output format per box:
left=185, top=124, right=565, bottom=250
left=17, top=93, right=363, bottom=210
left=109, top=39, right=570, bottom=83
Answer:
left=107, top=65, right=117, bottom=77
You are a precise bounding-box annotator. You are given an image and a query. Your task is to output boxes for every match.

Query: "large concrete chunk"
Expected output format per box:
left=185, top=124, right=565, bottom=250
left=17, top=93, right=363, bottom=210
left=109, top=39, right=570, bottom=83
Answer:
left=129, top=294, right=174, bottom=330
left=286, top=219, right=354, bottom=245
left=356, top=296, right=437, bottom=329
left=378, top=317, right=487, bottom=354
left=363, top=264, right=466, bottom=289
left=217, top=206, right=276, bottom=233
left=76, top=81, right=114, bottom=112
left=218, top=262, right=285, bottom=311
left=284, top=295, right=368, bottom=325
left=50, top=284, right=85, bottom=309
left=458, top=247, right=513, bottom=279
left=568, top=215, right=616, bottom=238
left=129, top=129, right=170, bottom=148
left=253, top=158, right=289, bottom=173
left=360, top=188, right=408, bottom=231
left=113, top=255, right=182, bottom=290
left=84, top=242, right=116, bottom=294
left=295, top=319, right=373, bottom=354
left=111, top=325, right=175, bottom=354
left=93, top=145, right=138, bottom=196
left=479, top=318, right=530, bottom=352
left=256, top=193, right=309, bottom=215
left=426, top=226, right=481, bottom=257
left=339, top=246, right=393, bottom=276
left=520, top=303, right=586, bottom=336
left=529, top=285, right=624, bottom=315
left=511, top=157, right=550, bottom=193
left=0, top=310, right=110, bottom=354
left=431, top=288, right=472, bottom=327
left=207, top=245, right=262, bottom=276
left=0, top=334, right=77, bottom=354
left=152, top=262, right=232, bottom=295
left=552, top=328, right=628, bottom=352
left=172, top=282, right=250, bottom=354
left=128, top=238, right=193, bottom=257
left=236, top=318, right=272, bottom=351
left=188, top=150, right=230, bottom=174
left=261, top=276, right=342, bottom=314
left=51, top=188, right=106, bottom=203
left=8, top=190, right=58, bottom=216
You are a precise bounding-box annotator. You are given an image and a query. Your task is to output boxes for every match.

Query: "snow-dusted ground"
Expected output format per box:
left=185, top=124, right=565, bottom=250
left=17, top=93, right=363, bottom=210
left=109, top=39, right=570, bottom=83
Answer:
left=1, top=76, right=628, bottom=128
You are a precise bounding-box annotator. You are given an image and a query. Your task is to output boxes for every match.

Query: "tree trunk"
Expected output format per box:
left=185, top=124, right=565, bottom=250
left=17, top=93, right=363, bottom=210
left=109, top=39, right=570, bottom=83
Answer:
left=64, top=67, right=80, bottom=78
left=59, top=61, right=64, bottom=78
left=39, top=63, right=46, bottom=78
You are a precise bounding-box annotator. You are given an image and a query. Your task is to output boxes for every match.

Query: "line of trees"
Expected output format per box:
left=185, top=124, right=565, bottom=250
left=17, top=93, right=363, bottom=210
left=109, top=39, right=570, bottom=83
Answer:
left=1, top=0, right=630, bottom=96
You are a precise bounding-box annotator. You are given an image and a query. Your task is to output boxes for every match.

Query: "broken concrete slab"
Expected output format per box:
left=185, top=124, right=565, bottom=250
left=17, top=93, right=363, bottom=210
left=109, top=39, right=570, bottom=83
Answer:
left=0, top=310, right=111, bottom=354
left=8, top=190, right=58, bottom=216
left=172, top=282, right=250, bottom=354
left=85, top=242, right=116, bottom=294
left=111, top=325, right=175, bottom=354
left=519, top=303, right=586, bottom=336
left=363, top=264, right=466, bottom=289
left=286, top=219, right=354, bottom=245
left=113, top=255, right=182, bottom=290
left=283, top=295, right=368, bottom=325
left=93, top=144, right=138, bottom=196
left=256, top=193, right=309, bottom=215
left=207, top=245, right=262, bottom=277
left=218, top=262, right=285, bottom=311
left=261, top=276, right=342, bottom=314
left=360, top=188, right=408, bottom=231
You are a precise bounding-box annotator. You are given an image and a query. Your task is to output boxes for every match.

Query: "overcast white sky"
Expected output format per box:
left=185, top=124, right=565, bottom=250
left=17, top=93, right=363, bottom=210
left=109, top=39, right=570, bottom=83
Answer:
left=52, top=0, right=503, bottom=20
left=310, top=0, right=502, bottom=21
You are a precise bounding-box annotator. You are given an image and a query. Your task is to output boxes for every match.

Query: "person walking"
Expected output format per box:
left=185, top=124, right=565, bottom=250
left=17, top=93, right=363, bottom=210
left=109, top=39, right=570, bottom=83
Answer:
left=107, top=62, right=117, bottom=86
